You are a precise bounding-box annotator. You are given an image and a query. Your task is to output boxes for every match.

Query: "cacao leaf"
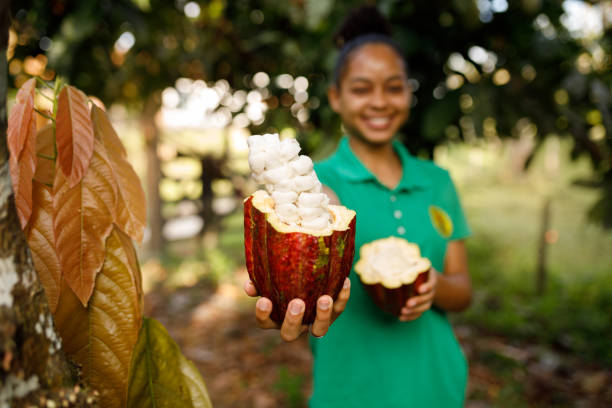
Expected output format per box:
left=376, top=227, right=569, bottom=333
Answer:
left=91, top=105, right=146, bottom=243
left=7, top=77, right=35, bottom=159
left=26, top=181, right=62, bottom=312
left=54, top=227, right=143, bottom=408
left=8, top=78, right=37, bottom=228
left=33, top=124, right=55, bottom=185
left=53, top=138, right=116, bottom=305
left=127, top=318, right=212, bottom=408
left=56, top=85, right=94, bottom=187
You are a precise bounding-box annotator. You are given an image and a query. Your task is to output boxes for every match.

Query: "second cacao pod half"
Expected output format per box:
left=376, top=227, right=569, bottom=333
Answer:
left=355, top=237, right=431, bottom=317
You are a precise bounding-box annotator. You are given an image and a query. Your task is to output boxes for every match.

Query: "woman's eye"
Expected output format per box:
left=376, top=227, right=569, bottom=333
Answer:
left=388, top=86, right=405, bottom=93
left=350, top=88, right=369, bottom=95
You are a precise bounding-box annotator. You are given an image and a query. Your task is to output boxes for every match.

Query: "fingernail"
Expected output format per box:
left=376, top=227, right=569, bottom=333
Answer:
left=257, top=299, right=270, bottom=311
left=408, top=300, right=415, bottom=307
left=319, top=299, right=330, bottom=311
left=290, top=301, right=304, bottom=315
left=343, top=279, right=350, bottom=289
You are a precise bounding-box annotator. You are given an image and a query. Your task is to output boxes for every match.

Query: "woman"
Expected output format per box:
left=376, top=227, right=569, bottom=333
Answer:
left=245, top=6, right=472, bottom=407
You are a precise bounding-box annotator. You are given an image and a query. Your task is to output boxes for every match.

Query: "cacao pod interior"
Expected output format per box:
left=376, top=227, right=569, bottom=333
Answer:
left=354, top=237, right=431, bottom=289
left=250, top=189, right=355, bottom=235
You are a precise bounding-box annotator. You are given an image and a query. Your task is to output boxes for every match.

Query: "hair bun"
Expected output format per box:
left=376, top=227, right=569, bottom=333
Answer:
left=333, top=6, right=392, bottom=49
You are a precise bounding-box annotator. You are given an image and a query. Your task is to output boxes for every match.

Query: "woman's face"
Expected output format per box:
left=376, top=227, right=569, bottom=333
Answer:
left=328, top=43, right=411, bottom=146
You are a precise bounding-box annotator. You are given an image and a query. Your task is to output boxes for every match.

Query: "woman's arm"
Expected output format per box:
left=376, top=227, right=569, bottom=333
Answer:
left=398, top=240, right=471, bottom=321
left=433, top=239, right=471, bottom=311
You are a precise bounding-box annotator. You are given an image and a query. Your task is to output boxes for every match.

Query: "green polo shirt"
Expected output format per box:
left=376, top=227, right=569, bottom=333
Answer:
left=310, top=137, right=470, bottom=408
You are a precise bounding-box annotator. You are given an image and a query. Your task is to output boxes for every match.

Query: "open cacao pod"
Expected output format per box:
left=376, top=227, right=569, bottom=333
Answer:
left=244, top=190, right=356, bottom=324
left=355, top=237, right=430, bottom=317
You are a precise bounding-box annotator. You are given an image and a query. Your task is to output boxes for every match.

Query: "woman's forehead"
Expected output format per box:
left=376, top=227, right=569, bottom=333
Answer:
left=344, top=43, right=406, bottom=79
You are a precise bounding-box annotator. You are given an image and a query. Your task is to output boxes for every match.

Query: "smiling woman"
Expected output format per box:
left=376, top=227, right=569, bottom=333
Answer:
left=309, top=5, right=472, bottom=408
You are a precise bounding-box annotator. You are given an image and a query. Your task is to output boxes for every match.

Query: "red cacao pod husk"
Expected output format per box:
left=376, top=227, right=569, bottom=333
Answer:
left=361, top=270, right=429, bottom=316
left=244, top=192, right=356, bottom=324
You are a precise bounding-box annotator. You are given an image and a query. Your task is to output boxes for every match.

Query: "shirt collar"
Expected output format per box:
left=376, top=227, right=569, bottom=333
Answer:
left=334, top=136, right=430, bottom=192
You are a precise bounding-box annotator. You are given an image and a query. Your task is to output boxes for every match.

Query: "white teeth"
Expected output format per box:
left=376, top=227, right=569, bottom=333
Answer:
left=248, top=134, right=331, bottom=230
left=367, top=117, right=390, bottom=126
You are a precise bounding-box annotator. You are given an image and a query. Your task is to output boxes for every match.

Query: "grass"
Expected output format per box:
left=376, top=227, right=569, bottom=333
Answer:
left=438, top=137, right=612, bottom=366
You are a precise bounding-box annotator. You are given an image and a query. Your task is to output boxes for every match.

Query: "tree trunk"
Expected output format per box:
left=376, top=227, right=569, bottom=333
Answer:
left=536, top=197, right=551, bottom=295
left=141, top=94, right=163, bottom=254
left=1, top=4, right=96, bottom=406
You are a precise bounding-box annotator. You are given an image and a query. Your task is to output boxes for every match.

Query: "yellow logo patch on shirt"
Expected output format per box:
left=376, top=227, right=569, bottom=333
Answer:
left=429, top=205, right=453, bottom=238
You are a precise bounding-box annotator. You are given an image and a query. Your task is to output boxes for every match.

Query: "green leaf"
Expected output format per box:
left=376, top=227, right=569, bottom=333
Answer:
left=127, top=318, right=212, bottom=408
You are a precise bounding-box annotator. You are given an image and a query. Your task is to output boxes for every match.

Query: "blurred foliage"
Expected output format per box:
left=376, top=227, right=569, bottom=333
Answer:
left=274, top=366, right=306, bottom=408
left=8, top=0, right=612, bottom=227
left=442, top=138, right=612, bottom=365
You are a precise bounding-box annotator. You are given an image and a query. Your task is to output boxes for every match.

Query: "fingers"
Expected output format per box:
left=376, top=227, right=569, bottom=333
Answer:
left=417, top=269, right=436, bottom=294
left=244, top=279, right=258, bottom=297
left=280, top=299, right=307, bottom=342
left=400, top=300, right=431, bottom=319
left=255, top=298, right=278, bottom=329
left=417, top=280, right=434, bottom=295
left=310, top=295, right=333, bottom=337
left=332, top=278, right=351, bottom=321
left=399, top=290, right=435, bottom=322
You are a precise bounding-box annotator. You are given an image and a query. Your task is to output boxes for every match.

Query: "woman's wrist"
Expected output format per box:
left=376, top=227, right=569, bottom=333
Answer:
left=432, top=271, right=472, bottom=312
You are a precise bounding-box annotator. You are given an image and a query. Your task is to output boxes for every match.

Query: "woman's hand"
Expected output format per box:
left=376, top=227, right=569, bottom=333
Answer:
left=398, top=268, right=437, bottom=322
left=244, top=278, right=351, bottom=342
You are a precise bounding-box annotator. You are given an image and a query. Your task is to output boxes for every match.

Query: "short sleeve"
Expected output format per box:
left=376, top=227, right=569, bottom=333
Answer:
left=314, top=161, right=342, bottom=197
left=445, top=173, right=471, bottom=241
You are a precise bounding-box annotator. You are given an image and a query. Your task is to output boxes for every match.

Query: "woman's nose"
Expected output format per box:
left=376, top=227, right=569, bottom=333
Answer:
left=369, top=88, right=388, bottom=109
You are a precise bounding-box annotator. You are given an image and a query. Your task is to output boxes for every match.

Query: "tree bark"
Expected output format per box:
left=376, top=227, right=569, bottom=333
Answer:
left=536, top=197, right=551, bottom=295
left=1, top=4, right=97, bottom=406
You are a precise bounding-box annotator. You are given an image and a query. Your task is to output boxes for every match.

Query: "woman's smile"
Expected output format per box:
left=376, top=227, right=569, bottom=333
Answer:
left=362, top=115, right=394, bottom=130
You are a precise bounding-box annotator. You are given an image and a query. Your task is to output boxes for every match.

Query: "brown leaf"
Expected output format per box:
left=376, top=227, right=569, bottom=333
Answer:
left=54, top=227, right=143, bottom=408
left=8, top=78, right=37, bottom=228
left=53, top=138, right=116, bottom=306
left=91, top=105, right=146, bottom=243
left=56, top=85, right=94, bottom=187
left=26, top=181, right=62, bottom=312
left=9, top=117, right=37, bottom=230
left=7, top=78, right=36, bottom=159
left=33, top=124, right=55, bottom=186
